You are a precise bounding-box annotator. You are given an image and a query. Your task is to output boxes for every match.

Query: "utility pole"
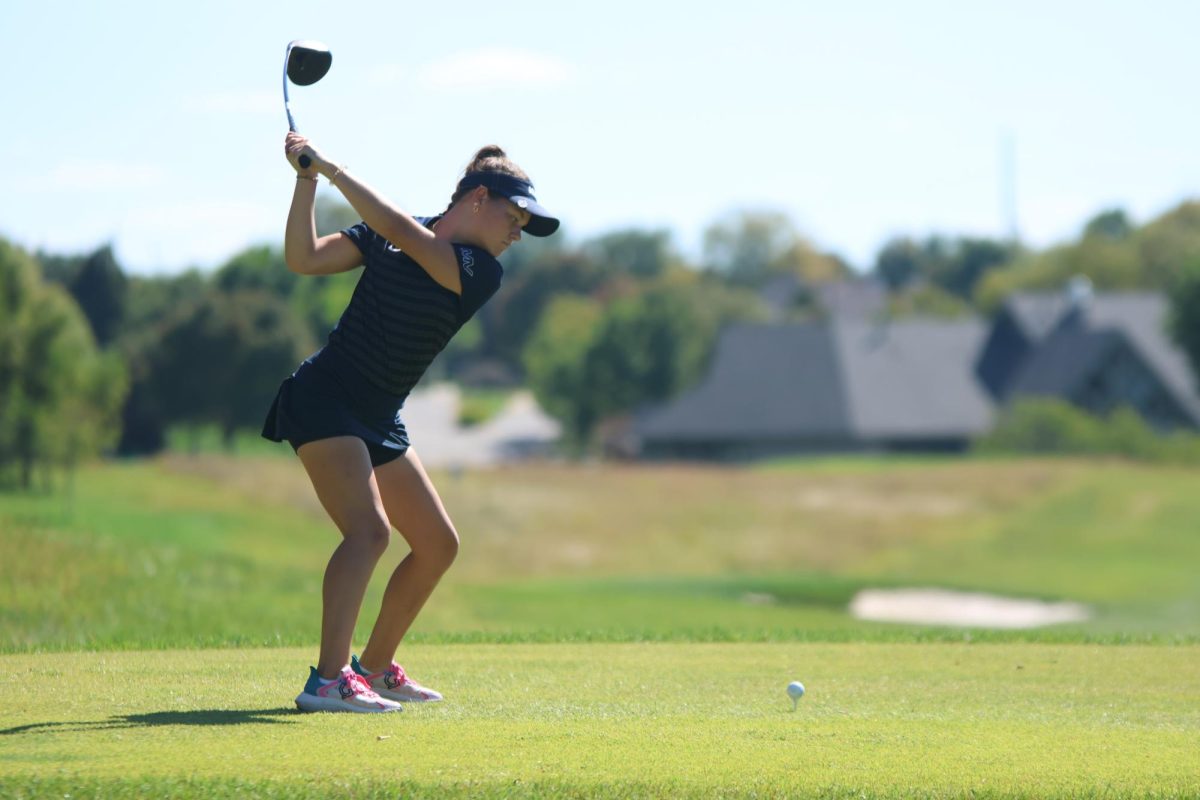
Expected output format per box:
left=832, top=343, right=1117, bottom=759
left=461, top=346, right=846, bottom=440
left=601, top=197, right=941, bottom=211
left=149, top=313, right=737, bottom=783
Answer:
left=999, top=129, right=1020, bottom=246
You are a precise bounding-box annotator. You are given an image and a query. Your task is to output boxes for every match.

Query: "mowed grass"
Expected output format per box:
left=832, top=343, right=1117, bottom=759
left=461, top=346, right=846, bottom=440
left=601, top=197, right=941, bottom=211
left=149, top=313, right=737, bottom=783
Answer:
left=4, top=456, right=1200, bottom=797
left=2, top=644, right=1198, bottom=799
left=3, top=455, right=1200, bottom=651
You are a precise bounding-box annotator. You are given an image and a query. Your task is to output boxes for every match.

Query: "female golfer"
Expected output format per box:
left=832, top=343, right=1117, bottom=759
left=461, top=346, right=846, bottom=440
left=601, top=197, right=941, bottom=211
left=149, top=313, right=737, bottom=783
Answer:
left=264, top=131, right=558, bottom=712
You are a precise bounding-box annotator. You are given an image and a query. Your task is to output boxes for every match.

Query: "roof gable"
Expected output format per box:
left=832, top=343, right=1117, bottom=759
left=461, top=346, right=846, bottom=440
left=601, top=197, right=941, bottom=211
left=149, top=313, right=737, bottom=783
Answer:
left=635, top=323, right=851, bottom=441
left=1008, top=328, right=1121, bottom=396
left=1076, top=294, right=1200, bottom=422
left=1007, top=293, right=1071, bottom=340
left=999, top=290, right=1200, bottom=424
left=835, top=319, right=993, bottom=437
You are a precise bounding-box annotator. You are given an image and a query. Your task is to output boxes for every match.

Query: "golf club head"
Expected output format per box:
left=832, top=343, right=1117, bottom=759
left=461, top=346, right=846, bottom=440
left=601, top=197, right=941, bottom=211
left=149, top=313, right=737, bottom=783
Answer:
left=287, top=40, right=332, bottom=86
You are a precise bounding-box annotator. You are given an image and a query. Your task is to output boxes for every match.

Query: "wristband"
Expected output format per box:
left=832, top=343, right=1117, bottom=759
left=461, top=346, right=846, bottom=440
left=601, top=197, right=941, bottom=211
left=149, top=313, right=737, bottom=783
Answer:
left=329, top=165, right=347, bottom=186
left=296, top=175, right=318, bottom=182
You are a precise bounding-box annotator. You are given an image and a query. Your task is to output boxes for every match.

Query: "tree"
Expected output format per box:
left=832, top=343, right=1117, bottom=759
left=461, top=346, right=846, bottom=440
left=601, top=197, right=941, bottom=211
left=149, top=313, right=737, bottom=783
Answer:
left=218, top=292, right=316, bottom=443
left=1083, top=208, right=1133, bottom=241
left=580, top=286, right=715, bottom=416
left=702, top=211, right=847, bottom=287
left=36, top=250, right=86, bottom=286
left=67, top=245, right=127, bottom=346
left=485, top=249, right=607, bottom=367
left=523, top=273, right=766, bottom=448
left=150, top=289, right=314, bottom=448
left=113, top=270, right=210, bottom=454
left=976, top=201, right=1200, bottom=308
left=0, top=238, right=127, bottom=488
left=289, top=270, right=362, bottom=345
left=522, top=295, right=604, bottom=445
left=888, top=283, right=974, bottom=319
left=1167, top=258, right=1200, bottom=393
left=214, top=241, right=365, bottom=346
left=0, top=240, right=41, bottom=481
left=214, top=245, right=297, bottom=297
left=873, top=237, right=925, bottom=290
left=1137, top=201, right=1200, bottom=289
left=582, top=228, right=677, bottom=280
left=936, top=237, right=1015, bottom=299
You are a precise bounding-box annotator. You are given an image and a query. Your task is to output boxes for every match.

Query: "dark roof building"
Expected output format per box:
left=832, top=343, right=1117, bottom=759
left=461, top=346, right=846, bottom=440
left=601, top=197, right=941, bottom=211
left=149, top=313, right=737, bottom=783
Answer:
left=634, top=283, right=1200, bottom=461
left=635, top=319, right=992, bottom=459
left=977, top=288, right=1200, bottom=430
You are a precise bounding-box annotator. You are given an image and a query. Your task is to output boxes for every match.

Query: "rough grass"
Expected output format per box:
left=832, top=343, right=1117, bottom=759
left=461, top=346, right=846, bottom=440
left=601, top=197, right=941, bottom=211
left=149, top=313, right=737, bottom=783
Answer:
left=2, top=644, right=1197, bottom=799
left=3, top=456, right=1200, bottom=652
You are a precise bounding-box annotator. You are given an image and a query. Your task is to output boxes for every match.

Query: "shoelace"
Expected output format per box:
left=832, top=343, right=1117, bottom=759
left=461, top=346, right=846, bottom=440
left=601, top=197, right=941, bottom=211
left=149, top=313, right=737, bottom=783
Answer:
left=386, top=663, right=409, bottom=685
left=343, top=671, right=379, bottom=697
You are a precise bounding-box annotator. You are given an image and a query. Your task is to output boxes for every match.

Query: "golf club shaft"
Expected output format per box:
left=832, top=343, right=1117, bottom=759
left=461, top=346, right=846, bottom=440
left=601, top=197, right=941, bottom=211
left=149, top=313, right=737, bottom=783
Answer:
left=282, top=45, right=312, bottom=168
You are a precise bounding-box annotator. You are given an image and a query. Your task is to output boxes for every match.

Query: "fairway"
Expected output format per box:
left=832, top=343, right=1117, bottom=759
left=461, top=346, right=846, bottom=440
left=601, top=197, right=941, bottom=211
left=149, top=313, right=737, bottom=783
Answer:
left=2, top=644, right=1197, bottom=799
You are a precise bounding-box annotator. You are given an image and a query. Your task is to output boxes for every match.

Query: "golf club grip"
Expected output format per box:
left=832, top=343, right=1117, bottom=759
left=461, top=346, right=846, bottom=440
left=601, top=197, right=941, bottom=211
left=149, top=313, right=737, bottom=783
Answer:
left=299, top=155, right=311, bottom=168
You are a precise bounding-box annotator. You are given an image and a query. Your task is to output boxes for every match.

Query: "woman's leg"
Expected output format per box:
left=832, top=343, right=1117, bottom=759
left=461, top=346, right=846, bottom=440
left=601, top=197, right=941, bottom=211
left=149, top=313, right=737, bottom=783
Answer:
left=358, top=447, right=459, bottom=671
left=297, top=436, right=392, bottom=679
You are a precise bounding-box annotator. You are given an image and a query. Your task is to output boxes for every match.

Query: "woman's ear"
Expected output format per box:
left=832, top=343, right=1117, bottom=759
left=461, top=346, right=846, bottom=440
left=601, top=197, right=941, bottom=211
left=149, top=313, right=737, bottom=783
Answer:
left=471, top=186, right=491, bottom=213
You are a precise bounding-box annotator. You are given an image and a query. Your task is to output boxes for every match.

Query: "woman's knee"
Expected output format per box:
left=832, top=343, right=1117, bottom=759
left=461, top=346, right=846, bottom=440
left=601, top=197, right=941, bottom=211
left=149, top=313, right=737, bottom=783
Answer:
left=344, top=516, right=392, bottom=558
left=417, top=525, right=459, bottom=572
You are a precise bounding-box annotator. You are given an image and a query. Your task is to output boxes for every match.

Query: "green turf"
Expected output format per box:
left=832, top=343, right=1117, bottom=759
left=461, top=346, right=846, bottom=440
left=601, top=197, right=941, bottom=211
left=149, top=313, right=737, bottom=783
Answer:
left=1, top=644, right=1196, bottom=799
left=0, top=642, right=1195, bottom=800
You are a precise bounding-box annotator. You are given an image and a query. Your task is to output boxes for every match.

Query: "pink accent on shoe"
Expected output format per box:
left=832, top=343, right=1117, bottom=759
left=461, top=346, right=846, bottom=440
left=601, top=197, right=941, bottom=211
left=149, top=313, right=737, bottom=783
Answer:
left=382, top=662, right=409, bottom=691
left=365, top=661, right=443, bottom=702
left=319, top=666, right=382, bottom=701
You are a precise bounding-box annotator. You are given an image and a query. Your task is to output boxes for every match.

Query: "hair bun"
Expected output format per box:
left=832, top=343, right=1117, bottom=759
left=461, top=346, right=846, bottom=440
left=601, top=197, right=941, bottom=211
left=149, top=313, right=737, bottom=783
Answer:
left=467, top=145, right=508, bottom=172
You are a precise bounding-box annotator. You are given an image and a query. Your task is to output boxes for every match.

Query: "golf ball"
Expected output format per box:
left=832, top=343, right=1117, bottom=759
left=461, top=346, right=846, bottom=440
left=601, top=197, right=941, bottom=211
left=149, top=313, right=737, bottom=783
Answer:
left=787, top=681, right=805, bottom=699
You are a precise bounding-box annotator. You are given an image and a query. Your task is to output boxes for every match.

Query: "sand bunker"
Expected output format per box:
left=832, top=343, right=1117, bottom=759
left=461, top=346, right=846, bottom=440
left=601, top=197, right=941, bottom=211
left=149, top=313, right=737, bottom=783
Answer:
left=849, top=588, right=1090, bottom=629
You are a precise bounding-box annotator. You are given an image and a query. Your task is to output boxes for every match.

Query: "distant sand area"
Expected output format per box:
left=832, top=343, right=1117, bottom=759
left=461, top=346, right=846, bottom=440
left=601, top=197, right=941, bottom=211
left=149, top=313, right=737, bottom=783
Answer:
left=849, top=588, right=1091, bottom=629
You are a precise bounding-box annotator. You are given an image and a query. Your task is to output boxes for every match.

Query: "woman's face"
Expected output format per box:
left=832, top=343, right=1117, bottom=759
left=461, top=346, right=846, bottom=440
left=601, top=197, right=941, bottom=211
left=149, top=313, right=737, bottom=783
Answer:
left=474, top=190, right=532, bottom=257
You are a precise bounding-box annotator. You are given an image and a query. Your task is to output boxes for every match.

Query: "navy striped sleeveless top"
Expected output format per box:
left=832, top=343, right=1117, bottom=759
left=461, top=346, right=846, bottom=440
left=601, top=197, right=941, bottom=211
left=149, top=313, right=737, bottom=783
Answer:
left=326, top=218, right=503, bottom=398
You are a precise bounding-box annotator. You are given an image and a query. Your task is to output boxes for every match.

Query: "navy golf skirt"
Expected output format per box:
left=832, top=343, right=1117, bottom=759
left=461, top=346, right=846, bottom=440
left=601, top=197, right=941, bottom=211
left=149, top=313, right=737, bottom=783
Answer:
left=261, top=346, right=410, bottom=467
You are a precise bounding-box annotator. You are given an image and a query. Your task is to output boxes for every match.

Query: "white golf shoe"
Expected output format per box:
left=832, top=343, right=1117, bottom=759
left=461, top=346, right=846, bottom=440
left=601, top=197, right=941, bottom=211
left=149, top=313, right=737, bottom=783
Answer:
left=294, top=665, right=403, bottom=713
left=352, top=655, right=444, bottom=703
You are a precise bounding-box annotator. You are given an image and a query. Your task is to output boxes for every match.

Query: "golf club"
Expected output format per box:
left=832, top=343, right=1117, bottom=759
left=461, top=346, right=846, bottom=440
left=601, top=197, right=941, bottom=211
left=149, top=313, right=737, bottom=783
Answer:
left=282, top=40, right=332, bottom=168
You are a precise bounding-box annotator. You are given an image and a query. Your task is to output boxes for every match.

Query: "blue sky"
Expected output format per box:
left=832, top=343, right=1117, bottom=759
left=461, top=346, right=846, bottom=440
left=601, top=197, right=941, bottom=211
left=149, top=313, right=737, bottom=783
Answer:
left=3, top=1, right=1196, bottom=275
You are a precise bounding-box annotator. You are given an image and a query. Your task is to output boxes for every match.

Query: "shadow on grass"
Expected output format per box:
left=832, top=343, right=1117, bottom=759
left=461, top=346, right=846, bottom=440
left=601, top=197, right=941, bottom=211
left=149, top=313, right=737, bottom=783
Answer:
left=1, top=707, right=298, bottom=735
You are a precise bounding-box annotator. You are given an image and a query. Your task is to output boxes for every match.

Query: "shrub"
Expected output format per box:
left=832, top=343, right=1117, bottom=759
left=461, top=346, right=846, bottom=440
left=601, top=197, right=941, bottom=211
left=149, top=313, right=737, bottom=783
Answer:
left=976, top=398, right=1200, bottom=463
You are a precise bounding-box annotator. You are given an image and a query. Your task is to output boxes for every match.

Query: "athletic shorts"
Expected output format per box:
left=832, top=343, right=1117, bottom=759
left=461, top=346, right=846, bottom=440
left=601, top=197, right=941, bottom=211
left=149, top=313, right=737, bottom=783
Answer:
left=261, top=347, right=410, bottom=467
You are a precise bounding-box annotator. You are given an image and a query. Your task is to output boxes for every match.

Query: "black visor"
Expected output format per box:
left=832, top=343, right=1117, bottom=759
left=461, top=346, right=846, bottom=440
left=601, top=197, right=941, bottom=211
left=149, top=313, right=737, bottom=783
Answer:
left=457, top=171, right=559, bottom=237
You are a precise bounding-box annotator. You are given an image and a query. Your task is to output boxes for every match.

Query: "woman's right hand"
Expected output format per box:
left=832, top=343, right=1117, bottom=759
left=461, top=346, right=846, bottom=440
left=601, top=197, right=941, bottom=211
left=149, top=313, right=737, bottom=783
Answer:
left=284, top=131, right=326, bottom=179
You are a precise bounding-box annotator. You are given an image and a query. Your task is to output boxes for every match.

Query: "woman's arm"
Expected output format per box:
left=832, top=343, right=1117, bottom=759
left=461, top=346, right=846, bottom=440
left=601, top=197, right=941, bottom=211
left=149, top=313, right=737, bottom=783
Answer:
left=285, top=133, right=463, bottom=294
left=284, top=175, right=363, bottom=275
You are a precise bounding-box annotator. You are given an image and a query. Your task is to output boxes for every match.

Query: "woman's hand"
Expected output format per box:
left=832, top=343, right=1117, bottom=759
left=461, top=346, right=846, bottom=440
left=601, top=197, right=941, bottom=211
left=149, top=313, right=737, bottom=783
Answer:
left=284, top=131, right=327, bottom=179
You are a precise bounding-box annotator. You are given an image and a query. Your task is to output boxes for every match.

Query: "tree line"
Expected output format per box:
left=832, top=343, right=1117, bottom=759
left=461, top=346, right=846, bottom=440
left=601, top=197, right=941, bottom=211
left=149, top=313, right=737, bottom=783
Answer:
left=4, top=197, right=1200, bottom=486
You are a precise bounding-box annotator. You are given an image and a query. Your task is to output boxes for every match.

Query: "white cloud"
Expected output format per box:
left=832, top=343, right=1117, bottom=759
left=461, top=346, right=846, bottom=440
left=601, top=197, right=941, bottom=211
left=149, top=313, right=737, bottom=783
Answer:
left=414, top=48, right=576, bottom=92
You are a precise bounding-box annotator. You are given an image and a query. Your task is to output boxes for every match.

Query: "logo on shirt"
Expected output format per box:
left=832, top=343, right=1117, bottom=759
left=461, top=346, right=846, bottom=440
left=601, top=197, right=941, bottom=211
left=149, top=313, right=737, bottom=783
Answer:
left=461, top=248, right=475, bottom=277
